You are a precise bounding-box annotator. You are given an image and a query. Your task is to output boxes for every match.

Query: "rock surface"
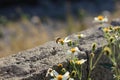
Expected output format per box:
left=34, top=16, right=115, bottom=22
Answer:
left=0, top=26, right=114, bottom=80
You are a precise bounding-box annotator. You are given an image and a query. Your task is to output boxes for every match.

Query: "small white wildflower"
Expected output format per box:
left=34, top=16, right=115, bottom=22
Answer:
left=102, top=27, right=112, bottom=33
left=80, top=34, right=86, bottom=37
left=46, top=68, right=54, bottom=77
left=94, top=15, right=108, bottom=23
left=56, top=38, right=64, bottom=45
left=75, top=34, right=86, bottom=39
left=50, top=71, right=74, bottom=80
left=75, top=59, right=87, bottom=65
left=56, top=37, right=71, bottom=45
left=67, top=47, right=80, bottom=56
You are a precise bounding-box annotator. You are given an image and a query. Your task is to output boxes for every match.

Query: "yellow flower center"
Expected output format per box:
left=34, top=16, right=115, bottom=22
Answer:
left=114, top=26, right=120, bottom=31
left=69, top=60, right=74, bottom=64
left=49, top=69, right=52, bottom=73
left=103, top=28, right=110, bottom=33
left=58, top=64, right=63, bottom=67
left=70, top=48, right=76, bottom=53
left=77, top=34, right=81, bottom=39
left=56, top=38, right=64, bottom=44
left=59, top=39, right=64, bottom=44
left=76, top=61, right=81, bottom=65
left=56, top=38, right=64, bottom=45
left=98, top=16, right=104, bottom=21
left=75, top=59, right=86, bottom=65
left=57, top=75, right=63, bottom=80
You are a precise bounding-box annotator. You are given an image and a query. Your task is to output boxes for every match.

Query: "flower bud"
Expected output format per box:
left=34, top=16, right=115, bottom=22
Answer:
left=109, top=37, right=114, bottom=43
left=92, top=43, right=97, bottom=52
left=103, top=46, right=112, bottom=56
left=71, top=70, right=77, bottom=77
left=61, top=68, right=66, bottom=73
left=57, top=63, right=63, bottom=68
left=90, top=53, right=94, bottom=58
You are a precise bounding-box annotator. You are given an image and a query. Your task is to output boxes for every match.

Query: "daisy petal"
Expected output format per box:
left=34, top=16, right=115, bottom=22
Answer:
left=74, top=52, right=78, bottom=56
left=63, top=72, right=70, bottom=79
left=52, top=70, right=59, bottom=76
left=69, top=78, right=74, bottom=80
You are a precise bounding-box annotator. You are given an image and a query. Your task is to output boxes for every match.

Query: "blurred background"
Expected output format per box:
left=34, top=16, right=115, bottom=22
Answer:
left=0, top=0, right=120, bottom=57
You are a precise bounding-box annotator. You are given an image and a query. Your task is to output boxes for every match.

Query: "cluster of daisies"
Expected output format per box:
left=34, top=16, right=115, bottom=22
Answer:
left=45, top=58, right=87, bottom=80
left=94, top=15, right=120, bottom=80
left=46, top=33, right=87, bottom=80
left=46, top=68, right=74, bottom=80
left=45, top=15, right=120, bottom=80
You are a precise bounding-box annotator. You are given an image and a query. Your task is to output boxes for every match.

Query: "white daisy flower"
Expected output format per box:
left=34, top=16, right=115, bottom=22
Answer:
left=56, top=37, right=72, bottom=45
left=67, top=47, right=80, bottom=56
left=75, top=34, right=86, bottom=39
left=50, top=71, right=74, bottom=80
left=94, top=15, right=108, bottom=23
left=102, top=27, right=112, bottom=33
left=75, top=59, right=87, bottom=65
left=46, top=68, right=54, bottom=77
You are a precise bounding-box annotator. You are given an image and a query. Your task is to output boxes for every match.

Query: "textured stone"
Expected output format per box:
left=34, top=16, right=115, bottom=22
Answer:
left=0, top=26, right=115, bottom=80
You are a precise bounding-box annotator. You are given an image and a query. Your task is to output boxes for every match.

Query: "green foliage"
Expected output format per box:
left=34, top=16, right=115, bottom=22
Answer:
left=46, top=16, right=120, bottom=80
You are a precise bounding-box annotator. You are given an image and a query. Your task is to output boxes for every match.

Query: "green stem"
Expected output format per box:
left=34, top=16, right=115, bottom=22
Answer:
left=92, top=51, right=103, bottom=70
left=77, top=65, right=82, bottom=80
left=109, top=43, right=119, bottom=80
left=87, top=55, right=93, bottom=80
left=87, top=70, right=92, bottom=80
left=72, top=61, right=82, bottom=80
